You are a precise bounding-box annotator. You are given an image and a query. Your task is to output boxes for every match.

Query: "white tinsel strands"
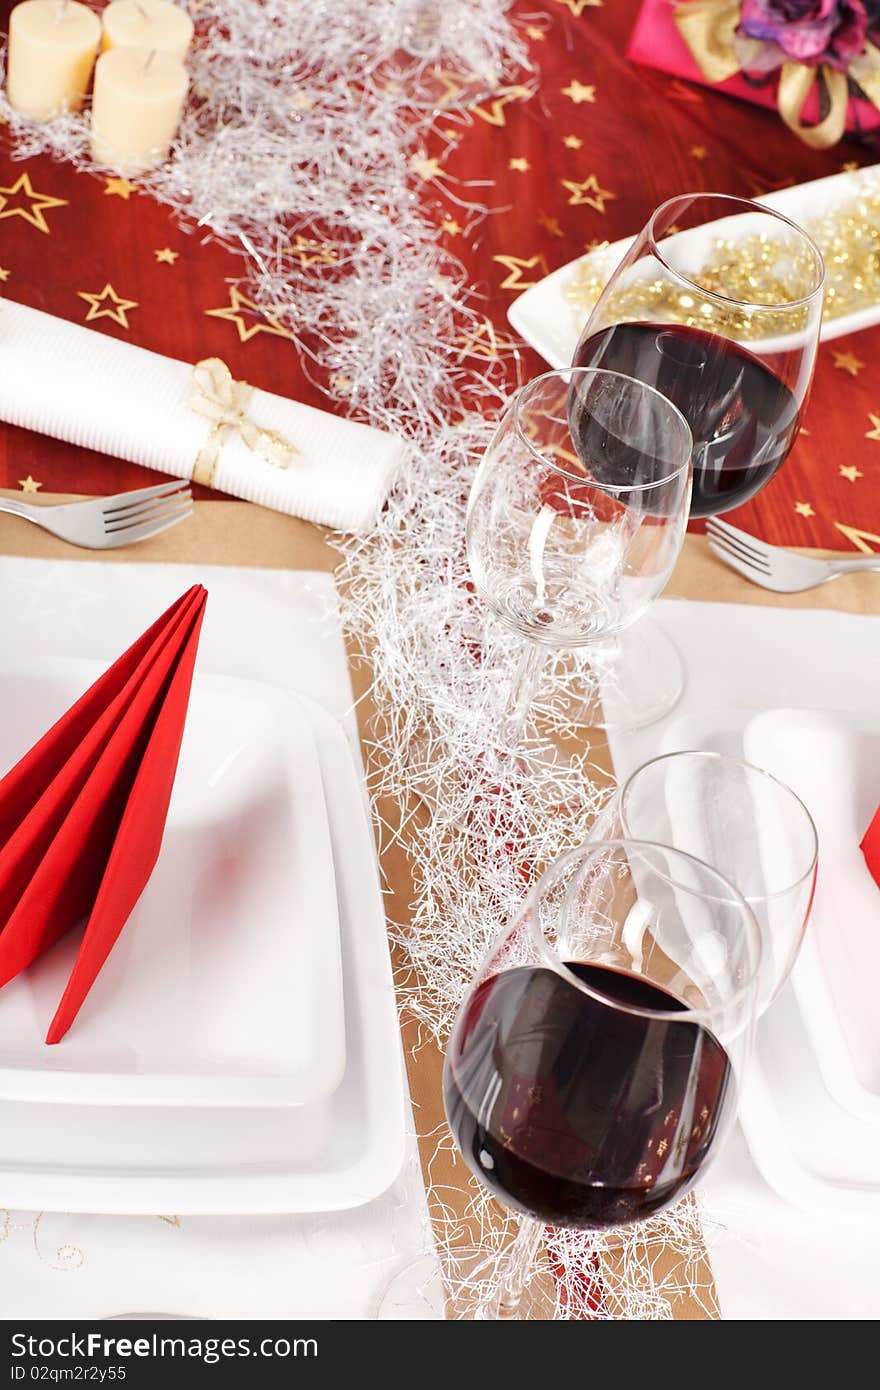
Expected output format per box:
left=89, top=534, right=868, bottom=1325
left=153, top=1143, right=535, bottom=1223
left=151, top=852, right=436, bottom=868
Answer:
left=0, top=0, right=716, bottom=1321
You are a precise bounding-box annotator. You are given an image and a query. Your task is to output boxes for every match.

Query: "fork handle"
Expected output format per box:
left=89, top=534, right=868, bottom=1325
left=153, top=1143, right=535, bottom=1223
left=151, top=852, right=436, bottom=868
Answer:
left=0, top=497, right=41, bottom=524
left=827, top=555, right=880, bottom=575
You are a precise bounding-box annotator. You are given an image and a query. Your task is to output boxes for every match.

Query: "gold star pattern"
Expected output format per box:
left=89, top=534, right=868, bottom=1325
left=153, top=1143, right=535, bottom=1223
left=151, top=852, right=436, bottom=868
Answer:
left=154, top=247, right=179, bottom=265
left=561, top=174, right=615, bottom=213
left=493, top=253, right=548, bottom=290
left=690, top=145, right=707, bottom=159
left=456, top=317, right=504, bottom=360
left=441, top=218, right=463, bottom=236
left=104, top=176, right=135, bottom=200
left=526, top=24, right=546, bottom=39
left=585, top=237, right=610, bottom=252
left=0, top=267, right=9, bottom=282
left=840, top=464, right=863, bottom=482
left=866, top=413, right=880, bottom=441
left=17, top=475, right=42, bottom=493
left=563, top=134, right=583, bottom=149
left=77, top=283, right=139, bottom=330
left=794, top=501, right=815, bottom=518
left=841, top=160, right=859, bottom=172
left=832, top=349, right=864, bottom=376
left=835, top=522, right=880, bottom=552
left=562, top=80, right=596, bottom=105
left=409, top=154, right=442, bottom=181
left=204, top=285, right=293, bottom=344
left=538, top=211, right=563, bottom=237
left=509, top=157, right=530, bottom=173
left=0, top=172, right=68, bottom=235
left=555, top=0, right=602, bottom=14
left=428, top=68, right=468, bottom=108
left=472, top=85, right=532, bottom=127
left=286, top=235, right=338, bottom=267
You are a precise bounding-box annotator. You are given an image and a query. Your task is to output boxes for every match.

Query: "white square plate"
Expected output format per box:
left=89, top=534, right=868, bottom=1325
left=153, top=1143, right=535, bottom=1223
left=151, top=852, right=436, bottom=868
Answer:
left=0, top=659, right=345, bottom=1109
left=744, top=709, right=880, bottom=1122
left=0, top=691, right=406, bottom=1214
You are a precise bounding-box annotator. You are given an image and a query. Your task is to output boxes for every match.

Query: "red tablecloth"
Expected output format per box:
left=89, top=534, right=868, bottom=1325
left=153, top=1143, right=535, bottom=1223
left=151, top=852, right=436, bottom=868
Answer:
left=1, top=0, right=878, bottom=553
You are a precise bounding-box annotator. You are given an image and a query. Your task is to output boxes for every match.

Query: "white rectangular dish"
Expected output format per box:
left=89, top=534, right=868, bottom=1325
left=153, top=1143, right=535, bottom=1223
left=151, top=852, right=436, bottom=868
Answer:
left=0, top=691, right=406, bottom=1214
left=0, top=660, right=345, bottom=1110
left=508, top=166, right=880, bottom=368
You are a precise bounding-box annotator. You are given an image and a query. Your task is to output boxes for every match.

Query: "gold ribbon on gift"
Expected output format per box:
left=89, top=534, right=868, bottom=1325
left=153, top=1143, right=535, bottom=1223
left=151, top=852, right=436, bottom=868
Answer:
left=673, top=0, right=742, bottom=82
left=187, top=357, right=299, bottom=489
left=673, top=0, right=864, bottom=149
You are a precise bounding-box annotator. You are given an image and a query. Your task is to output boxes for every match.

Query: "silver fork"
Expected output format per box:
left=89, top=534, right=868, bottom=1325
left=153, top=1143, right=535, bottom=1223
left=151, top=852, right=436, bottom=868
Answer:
left=706, top=516, right=880, bottom=593
left=0, top=480, right=192, bottom=549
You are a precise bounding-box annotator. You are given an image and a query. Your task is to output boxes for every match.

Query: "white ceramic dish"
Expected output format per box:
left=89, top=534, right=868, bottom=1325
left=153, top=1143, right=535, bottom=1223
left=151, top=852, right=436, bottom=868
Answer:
left=743, top=709, right=880, bottom=1123
left=0, top=660, right=346, bottom=1109
left=507, top=166, right=880, bottom=368
left=0, top=693, right=406, bottom=1213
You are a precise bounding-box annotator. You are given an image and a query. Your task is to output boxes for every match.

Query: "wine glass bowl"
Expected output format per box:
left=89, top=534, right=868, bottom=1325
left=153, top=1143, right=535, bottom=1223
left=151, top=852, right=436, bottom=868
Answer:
left=574, top=193, right=825, bottom=518
left=465, top=368, right=693, bottom=739
left=443, top=838, right=761, bottom=1234
left=616, top=750, right=818, bottom=1014
left=466, top=368, right=692, bottom=648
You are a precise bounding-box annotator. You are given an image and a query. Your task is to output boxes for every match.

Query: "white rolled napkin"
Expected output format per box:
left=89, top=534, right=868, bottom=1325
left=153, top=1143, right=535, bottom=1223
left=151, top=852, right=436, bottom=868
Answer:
left=0, top=299, right=405, bottom=532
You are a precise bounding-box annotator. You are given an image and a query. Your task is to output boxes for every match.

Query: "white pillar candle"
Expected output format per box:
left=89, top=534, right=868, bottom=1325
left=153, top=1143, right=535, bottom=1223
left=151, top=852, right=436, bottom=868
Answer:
left=101, top=0, right=194, bottom=63
left=91, top=47, right=188, bottom=175
left=6, top=0, right=102, bottom=121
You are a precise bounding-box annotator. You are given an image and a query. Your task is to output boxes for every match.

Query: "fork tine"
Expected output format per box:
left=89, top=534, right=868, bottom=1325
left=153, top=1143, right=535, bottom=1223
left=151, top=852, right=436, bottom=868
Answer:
left=103, top=493, right=193, bottom=531
left=105, top=503, right=192, bottom=536
left=101, top=506, right=193, bottom=548
left=708, top=539, right=772, bottom=585
left=101, top=480, right=190, bottom=516
left=706, top=516, right=772, bottom=562
left=103, top=488, right=192, bottom=525
left=705, top=528, right=772, bottom=573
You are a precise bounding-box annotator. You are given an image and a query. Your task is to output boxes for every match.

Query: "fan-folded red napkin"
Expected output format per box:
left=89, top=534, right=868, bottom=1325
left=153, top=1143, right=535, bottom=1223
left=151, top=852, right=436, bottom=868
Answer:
left=0, top=584, right=207, bottom=1043
left=860, top=805, right=880, bottom=890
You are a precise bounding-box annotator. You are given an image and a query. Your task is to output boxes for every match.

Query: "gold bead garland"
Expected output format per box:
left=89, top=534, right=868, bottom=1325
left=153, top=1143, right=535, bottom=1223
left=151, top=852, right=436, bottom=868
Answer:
left=564, top=181, right=880, bottom=340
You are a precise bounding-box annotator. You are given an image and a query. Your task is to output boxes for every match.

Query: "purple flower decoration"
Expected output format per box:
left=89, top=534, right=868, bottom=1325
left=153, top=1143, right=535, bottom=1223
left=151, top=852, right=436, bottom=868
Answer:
left=739, top=0, right=868, bottom=69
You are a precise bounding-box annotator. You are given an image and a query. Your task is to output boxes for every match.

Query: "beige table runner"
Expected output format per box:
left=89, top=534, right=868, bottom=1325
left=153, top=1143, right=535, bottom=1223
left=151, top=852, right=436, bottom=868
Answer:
left=3, top=494, right=878, bottom=1320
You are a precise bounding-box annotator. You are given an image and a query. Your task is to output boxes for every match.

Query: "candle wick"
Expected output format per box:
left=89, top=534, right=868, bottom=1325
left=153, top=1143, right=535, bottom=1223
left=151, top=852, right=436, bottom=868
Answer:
left=142, top=47, right=158, bottom=73
left=52, top=0, right=69, bottom=24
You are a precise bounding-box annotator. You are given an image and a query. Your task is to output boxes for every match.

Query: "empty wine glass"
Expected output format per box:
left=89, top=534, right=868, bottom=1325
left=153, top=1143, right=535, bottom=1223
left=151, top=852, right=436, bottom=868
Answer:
left=466, top=367, right=692, bottom=739
left=613, top=750, right=818, bottom=1014
left=574, top=193, right=825, bottom=518
left=443, top=837, right=761, bottom=1318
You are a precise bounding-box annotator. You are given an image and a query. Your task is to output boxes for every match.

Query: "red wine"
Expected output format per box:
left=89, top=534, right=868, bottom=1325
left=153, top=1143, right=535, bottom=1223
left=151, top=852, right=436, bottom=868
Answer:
left=574, top=322, right=800, bottom=517
left=443, top=961, right=732, bottom=1229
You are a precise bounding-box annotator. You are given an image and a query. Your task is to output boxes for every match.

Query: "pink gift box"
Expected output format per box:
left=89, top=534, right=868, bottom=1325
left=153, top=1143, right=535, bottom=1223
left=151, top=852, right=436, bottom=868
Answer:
left=627, top=0, right=880, bottom=137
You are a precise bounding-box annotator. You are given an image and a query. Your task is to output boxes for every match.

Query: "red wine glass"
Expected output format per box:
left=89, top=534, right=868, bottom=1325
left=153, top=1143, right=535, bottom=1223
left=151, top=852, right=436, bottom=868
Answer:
left=442, top=837, right=761, bottom=1318
left=574, top=193, right=825, bottom=520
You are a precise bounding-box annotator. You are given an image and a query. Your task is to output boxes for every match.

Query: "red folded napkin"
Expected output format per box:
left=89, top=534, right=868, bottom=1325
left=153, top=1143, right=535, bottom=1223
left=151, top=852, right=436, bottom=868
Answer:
left=860, top=806, right=880, bottom=890
left=0, top=584, right=208, bottom=1042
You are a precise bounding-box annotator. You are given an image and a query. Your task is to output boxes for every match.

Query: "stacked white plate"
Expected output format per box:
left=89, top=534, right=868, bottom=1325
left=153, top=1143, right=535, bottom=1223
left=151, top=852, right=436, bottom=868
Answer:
left=652, top=706, right=880, bottom=1227
left=0, top=558, right=406, bottom=1214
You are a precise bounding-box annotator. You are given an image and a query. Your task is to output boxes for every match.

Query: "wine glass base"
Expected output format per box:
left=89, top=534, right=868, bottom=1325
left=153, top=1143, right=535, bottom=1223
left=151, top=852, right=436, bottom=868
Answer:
left=539, top=616, right=685, bottom=734
left=375, top=1247, right=558, bottom=1321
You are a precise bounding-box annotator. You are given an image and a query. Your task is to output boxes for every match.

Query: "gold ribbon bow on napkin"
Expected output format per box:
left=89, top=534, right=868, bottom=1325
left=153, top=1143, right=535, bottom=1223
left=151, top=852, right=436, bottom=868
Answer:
left=673, top=0, right=877, bottom=149
left=188, top=358, right=299, bottom=489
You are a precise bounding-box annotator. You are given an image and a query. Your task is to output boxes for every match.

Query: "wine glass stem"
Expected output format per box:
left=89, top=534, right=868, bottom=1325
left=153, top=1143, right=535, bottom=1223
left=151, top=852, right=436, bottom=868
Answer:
left=502, top=642, right=547, bottom=747
left=489, top=1216, right=546, bottom=1319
